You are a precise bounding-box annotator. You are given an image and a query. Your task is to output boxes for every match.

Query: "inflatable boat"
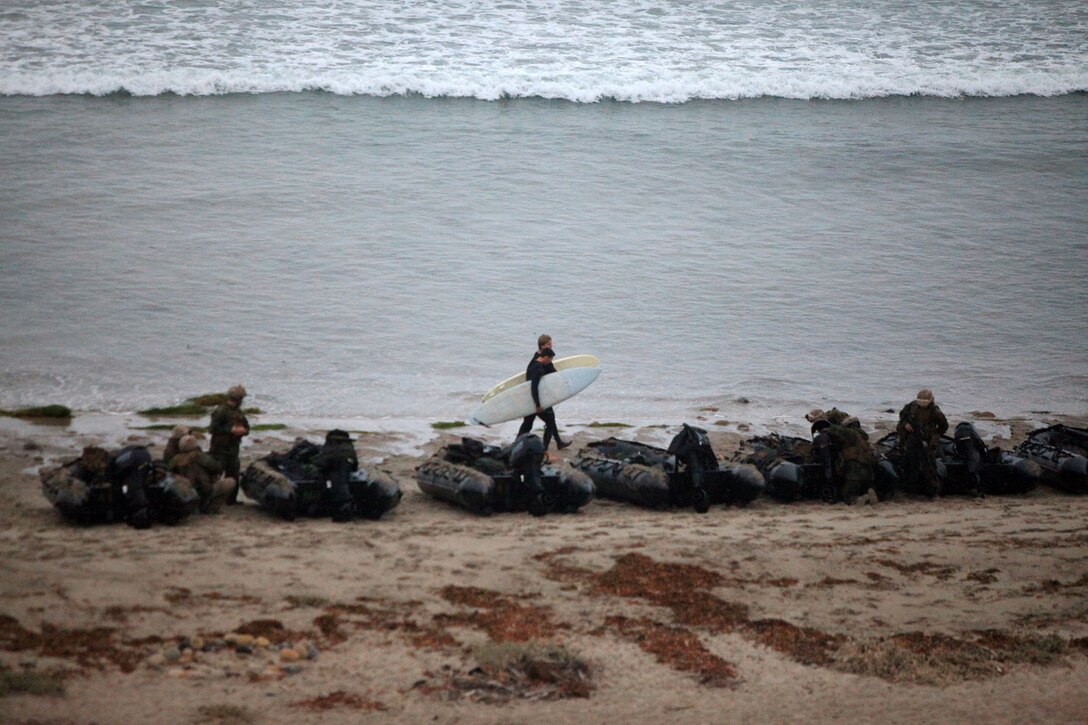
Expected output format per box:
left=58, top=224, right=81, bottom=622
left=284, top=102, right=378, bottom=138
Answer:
left=575, top=424, right=764, bottom=513
left=241, top=438, right=402, bottom=521
left=415, top=433, right=593, bottom=516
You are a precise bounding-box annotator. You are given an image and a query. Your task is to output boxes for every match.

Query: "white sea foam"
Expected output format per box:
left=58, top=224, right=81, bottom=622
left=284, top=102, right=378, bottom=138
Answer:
left=2, top=0, right=1086, bottom=100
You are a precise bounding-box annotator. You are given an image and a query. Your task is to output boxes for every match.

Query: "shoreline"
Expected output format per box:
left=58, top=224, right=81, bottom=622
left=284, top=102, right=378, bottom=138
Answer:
left=2, top=413, right=1088, bottom=722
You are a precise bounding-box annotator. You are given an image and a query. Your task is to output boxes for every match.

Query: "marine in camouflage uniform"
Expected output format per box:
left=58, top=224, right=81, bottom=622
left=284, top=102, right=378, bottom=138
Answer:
left=169, top=435, right=230, bottom=513
left=209, top=385, right=250, bottom=504
left=814, top=418, right=877, bottom=503
left=163, top=424, right=190, bottom=464
left=806, top=407, right=852, bottom=426
left=311, top=429, right=359, bottom=522
left=896, top=388, right=949, bottom=497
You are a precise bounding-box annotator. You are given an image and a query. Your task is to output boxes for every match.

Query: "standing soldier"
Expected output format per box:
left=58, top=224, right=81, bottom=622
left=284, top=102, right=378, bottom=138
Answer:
left=209, top=384, right=250, bottom=504
left=169, top=435, right=232, bottom=513
left=896, top=388, right=949, bottom=498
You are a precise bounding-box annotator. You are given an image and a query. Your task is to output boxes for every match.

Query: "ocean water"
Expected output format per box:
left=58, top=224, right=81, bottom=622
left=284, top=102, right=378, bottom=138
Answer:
left=1, top=1, right=1086, bottom=431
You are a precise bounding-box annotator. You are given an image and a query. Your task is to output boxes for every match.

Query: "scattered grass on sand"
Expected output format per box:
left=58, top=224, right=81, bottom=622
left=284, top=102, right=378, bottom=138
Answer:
left=0, top=669, right=65, bottom=697
left=431, top=421, right=466, bottom=430
left=586, top=421, right=631, bottom=428
left=194, top=704, right=257, bottom=724
left=0, top=405, right=72, bottom=420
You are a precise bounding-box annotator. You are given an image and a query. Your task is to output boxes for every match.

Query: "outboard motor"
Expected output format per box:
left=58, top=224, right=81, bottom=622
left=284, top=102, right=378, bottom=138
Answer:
left=107, top=445, right=154, bottom=529
left=316, top=429, right=359, bottom=523
left=509, top=433, right=551, bottom=516
left=667, top=424, right=717, bottom=513
left=953, top=422, right=986, bottom=495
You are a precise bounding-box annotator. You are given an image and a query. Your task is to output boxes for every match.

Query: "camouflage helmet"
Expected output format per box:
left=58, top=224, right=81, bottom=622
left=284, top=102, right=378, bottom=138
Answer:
left=170, top=424, right=190, bottom=439
left=325, top=428, right=352, bottom=444
left=227, top=384, right=247, bottom=401
left=843, top=416, right=861, bottom=429
left=805, top=408, right=825, bottom=423
left=178, top=435, right=199, bottom=453
left=914, top=388, right=934, bottom=407
left=81, top=446, right=109, bottom=474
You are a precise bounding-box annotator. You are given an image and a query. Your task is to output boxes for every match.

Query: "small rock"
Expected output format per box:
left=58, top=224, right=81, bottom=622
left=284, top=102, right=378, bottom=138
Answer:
left=737, top=423, right=750, bottom=432
left=179, top=653, right=193, bottom=664
left=282, top=664, right=303, bottom=675
left=166, top=668, right=188, bottom=678
left=178, top=637, right=192, bottom=650
left=147, top=654, right=166, bottom=667
left=224, top=633, right=239, bottom=644
left=191, top=636, right=205, bottom=650
left=736, top=397, right=750, bottom=404
left=305, top=644, right=320, bottom=660
left=235, top=645, right=254, bottom=655
left=205, top=639, right=226, bottom=652
left=714, top=420, right=729, bottom=426
left=279, top=648, right=301, bottom=662
left=23, top=441, right=41, bottom=451
left=163, top=647, right=181, bottom=662
left=254, top=636, right=270, bottom=649
left=234, top=634, right=255, bottom=647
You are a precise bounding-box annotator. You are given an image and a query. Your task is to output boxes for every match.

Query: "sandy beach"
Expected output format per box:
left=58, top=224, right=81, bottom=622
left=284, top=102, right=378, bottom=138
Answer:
left=2, top=413, right=1088, bottom=724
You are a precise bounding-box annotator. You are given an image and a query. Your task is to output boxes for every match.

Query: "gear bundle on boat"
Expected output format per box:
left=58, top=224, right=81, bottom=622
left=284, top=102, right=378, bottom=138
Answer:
left=414, top=433, right=594, bottom=516
left=240, top=430, right=402, bottom=522
left=40, top=445, right=200, bottom=529
left=573, top=423, right=764, bottom=513
left=874, top=423, right=1040, bottom=497
left=733, top=431, right=899, bottom=503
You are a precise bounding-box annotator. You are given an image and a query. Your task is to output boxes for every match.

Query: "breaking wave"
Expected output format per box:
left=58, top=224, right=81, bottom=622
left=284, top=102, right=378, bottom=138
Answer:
left=2, top=0, right=1086, bottom=101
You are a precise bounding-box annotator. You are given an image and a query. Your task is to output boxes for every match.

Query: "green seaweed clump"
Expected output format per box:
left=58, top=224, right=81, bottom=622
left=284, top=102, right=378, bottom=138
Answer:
left=139, top=392, right=261, bottom=417
left=587, top=421, right=631, bottom=428
left=137, top=403, right=208, bottom=416
left=0, top=405, right=72, bottom=420
left=432, top=421, right=467, bottom=430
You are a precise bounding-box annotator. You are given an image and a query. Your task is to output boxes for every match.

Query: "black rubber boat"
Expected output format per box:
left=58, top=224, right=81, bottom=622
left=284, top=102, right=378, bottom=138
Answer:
left=241, top=438, right=402, bottom=521
left=415, top=433, right=594, bottom=516
left=574, top=424, right=764, bottom=512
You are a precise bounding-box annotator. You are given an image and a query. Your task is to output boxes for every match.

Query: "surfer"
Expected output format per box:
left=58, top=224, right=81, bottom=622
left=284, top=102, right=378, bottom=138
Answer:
left=517, top=347, right=571, bottom=453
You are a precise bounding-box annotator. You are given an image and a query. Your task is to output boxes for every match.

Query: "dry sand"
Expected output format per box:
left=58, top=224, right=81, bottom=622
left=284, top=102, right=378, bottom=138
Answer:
left=2, top=414, right=1087, bottom=724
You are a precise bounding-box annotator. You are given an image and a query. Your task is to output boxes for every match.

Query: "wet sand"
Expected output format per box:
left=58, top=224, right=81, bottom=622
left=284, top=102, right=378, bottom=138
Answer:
left=2, top=415, right=1087, bottom=724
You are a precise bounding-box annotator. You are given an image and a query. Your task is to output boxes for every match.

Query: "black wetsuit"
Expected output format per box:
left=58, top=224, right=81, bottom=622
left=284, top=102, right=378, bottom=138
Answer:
left=517, top=354, right=564, bottom=450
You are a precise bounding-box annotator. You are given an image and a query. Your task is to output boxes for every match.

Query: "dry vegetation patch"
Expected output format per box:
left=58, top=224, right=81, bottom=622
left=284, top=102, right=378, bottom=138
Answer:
left=437, top=585, right=567, bottom=642
left=0, top=614, right=147, bottom=672
left=414, top=641, right=593, bottom=703
left=604, top=616, right=738, bottom=687
left=834, top=630, right=1070, bottom=684
left=291, top=690, right=388, bottom=711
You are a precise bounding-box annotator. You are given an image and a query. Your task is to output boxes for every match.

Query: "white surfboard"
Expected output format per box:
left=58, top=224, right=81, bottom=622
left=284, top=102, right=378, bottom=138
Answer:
left=470, top=365, right=601, bottom=426
left=480, top=354, right=600, bottom=403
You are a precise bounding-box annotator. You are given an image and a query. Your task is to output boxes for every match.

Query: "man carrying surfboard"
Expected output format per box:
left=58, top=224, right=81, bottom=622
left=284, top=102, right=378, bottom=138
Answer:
left=517, top=347, right=572, bottom=454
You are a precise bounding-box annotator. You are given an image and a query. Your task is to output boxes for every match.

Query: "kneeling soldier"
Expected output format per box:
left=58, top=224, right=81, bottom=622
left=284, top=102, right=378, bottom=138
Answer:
left=169, top=435, right=233, bottom=513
